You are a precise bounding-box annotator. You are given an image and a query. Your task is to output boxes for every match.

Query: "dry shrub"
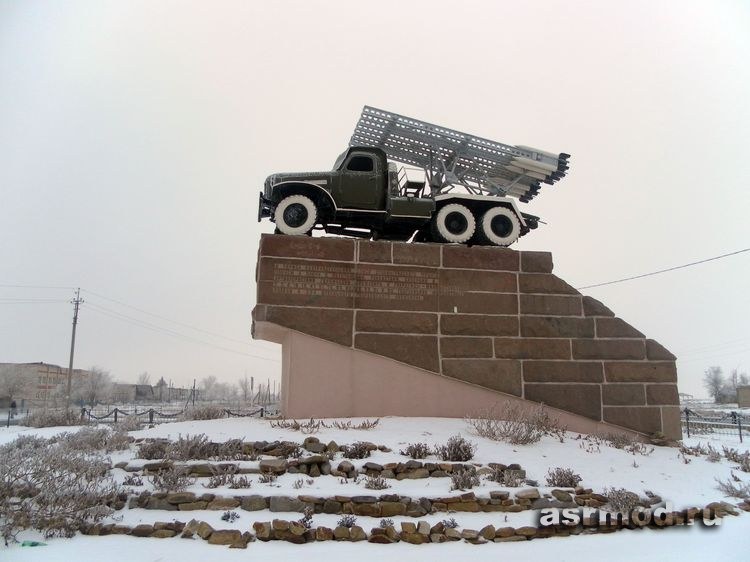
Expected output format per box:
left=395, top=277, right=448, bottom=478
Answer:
left=466, top=404, right=564, bottom=445
left=341, top=441, right=372, bottom=459
left=168, top=433, right=215, bottom=461
left=604, top=432, right=635, bottom=450
left=603, top=487, right=642, bottom=512
left=203, top=464, right=238, bottom=488
left=298, top=506, right=314, bottom=529
left=364, top=475, right=390, bottom=490
left=331, top=419, right=380, bottom=430
left=442, top=517, right=459, bottom=529
left=137, top=439, right=169, bottom=460
left=228, top=475, right=253, bottom=489
left=723, top=447, right=750, bottom=472
left=435, top=435, right=476, bottom=462
left=0, top=436, right=121, bottom=544
left=258, top=473, right=277, bottom=485
left=277, top=442, right=303, bottom=459
left=215, top=438, right=257, bottom=461
left=138, top=436, right=256, bottom=462
left=116, top=414, right=143, bottom=431
left=59, top=427, right=131, bottom=454
left=148, top=465, right=195, bottom=492
left=337, top=514, right=357, bottom=528
left=270, top=418, right=379, bottom=433
left=715, top=475, right=750, bottom=499
left=450, top=468, right=480, bottom=491
left=269, top=418, right=325, bottom=434
left=484, top=467, right=524, bottom=487
left=706, top=444, right=722, bottom=463
left=599, top=432, right=655, bottom=456
left=25, top=409, right=85, bottom=428
left=182, top=404, right=226, bottom=421
left=399, top=442, right=431, bottom=459
left=545, top=467, right=582, bottom=488
left=123, top=474, right=143, bottom=487
left=680, top=442, right=708, bottom=457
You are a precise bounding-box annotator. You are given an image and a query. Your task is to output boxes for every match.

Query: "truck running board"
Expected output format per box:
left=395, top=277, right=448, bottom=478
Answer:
left=323, top=225, right=372, bottom=239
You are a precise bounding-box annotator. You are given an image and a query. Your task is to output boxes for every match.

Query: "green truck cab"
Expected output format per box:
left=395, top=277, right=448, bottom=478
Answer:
left=258, top=146, right=537, bottom=246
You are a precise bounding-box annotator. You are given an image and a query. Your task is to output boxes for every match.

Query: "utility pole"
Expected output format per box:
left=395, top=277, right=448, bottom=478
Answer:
left=65, top=288, right=84, bottom=411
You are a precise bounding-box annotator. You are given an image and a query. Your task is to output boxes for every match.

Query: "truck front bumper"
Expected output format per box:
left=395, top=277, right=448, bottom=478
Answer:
left=258, top=192, right=274, bottom=222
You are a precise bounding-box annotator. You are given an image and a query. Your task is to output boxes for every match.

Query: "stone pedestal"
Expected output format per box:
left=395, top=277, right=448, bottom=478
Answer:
left=252, top=234, right=681, bottom=440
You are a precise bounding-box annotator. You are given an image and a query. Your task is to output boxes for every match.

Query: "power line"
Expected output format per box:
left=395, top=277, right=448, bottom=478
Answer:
left=677, top=336, right=750, bottom=358
left=0, top=297, right=69, bottom=302
left=81, top=289, right=276, bottom=350
left=576, top=248, right=750, bottom=290
left=85, top=302, right=279, bottom=363
left=1, top=283, right=280, bottom=355
left=679, top=346, right=750, bottom=364
left=0, top=284, right=77, bottom=290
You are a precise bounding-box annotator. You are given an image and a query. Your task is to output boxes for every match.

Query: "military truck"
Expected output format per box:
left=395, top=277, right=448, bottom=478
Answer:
left=258, top=107, right=570, bottom=246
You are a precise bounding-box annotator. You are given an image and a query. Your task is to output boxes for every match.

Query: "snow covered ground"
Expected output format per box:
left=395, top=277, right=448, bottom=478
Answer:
left=2, top=416, right=749, bottom=561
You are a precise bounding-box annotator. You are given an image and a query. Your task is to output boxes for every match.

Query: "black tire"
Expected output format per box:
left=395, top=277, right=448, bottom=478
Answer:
left=430, top=203, right=476, bottom=243
left=274, top=195, right=318, bottom=235
left=477, top=206, right=521, bottom=246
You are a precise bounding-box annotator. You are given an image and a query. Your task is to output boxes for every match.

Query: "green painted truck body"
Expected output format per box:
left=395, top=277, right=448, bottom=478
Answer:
left=259, top=146, right=538, bottom=245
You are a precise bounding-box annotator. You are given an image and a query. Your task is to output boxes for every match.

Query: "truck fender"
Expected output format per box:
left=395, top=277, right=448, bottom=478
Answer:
left=270, top=181, right=336, bottom=218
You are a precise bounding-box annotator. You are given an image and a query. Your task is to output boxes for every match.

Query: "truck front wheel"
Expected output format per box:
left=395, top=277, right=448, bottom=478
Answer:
left=431, top=203, right=476, bottom=244
left=274, top=195, right=318, bottom=235
left=478, top=206, right=521, bottom=246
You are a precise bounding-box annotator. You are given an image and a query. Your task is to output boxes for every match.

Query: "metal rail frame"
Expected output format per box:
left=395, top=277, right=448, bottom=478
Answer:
left=350, top=106, right=570, bottom=203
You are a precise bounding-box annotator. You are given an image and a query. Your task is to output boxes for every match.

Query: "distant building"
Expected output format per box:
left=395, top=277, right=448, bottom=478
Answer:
left=0, top=362, right=91, bottom=409
left=110, top=381, right=194, bottom=404
left=111, top=383, right=155, bottom=403
left=738, top=386, right=750, bottom=408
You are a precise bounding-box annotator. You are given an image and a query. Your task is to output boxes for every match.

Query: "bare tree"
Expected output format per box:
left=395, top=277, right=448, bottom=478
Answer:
left=703, top=366, right=724, bottom=402
left=728, top=367, right=749, bottom=390
left=0, top=366, right=28, bottom=403
left=201, top=376, right=218, bottom=401
left=136, top=371, right=151, bottom=386
left=73, top=367, right=113, bottom=407
left=238, top=376, right=251, bottom=403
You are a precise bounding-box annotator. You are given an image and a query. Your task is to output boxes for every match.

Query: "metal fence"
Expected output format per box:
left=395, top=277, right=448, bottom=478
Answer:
left=83, top=405, right=268, bottom=425
left=682, top=408, right=748, bottom=442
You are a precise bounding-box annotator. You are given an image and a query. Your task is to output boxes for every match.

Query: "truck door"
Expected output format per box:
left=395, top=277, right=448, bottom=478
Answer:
left=335, top=152, right=381, bottom=209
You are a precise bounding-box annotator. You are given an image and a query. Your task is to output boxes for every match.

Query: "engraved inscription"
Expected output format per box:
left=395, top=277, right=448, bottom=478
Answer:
left=272, top=263, right=355, bottom=297
left=271, top=262, right=461, bottom=301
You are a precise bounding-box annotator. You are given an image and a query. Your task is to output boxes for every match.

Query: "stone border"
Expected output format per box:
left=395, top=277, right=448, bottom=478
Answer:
left=80, top=501, right=746, bottom=547
left=126, top=487, right=648, bottom=517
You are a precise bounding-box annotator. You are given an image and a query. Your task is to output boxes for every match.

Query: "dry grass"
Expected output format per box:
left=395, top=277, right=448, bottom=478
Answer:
left=269, top=418, right=380, bottom=433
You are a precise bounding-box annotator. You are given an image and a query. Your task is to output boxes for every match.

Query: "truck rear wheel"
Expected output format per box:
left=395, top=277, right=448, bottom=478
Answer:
left=478, top=206, right=521, bottom=246
left=274, top=194, right=318, bottom=235
left=431, top=203, right=476, bottom=244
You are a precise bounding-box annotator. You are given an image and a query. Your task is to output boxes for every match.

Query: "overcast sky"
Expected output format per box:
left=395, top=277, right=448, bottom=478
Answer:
left=1, top=1, right=748, bottom=397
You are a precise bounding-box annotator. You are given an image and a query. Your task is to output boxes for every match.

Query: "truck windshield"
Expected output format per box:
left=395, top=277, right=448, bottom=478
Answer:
left=346, top=156, right=374, bottom=172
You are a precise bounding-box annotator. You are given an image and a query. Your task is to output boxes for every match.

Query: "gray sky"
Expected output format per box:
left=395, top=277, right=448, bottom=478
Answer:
left=1, top=0, right=748, bottom=397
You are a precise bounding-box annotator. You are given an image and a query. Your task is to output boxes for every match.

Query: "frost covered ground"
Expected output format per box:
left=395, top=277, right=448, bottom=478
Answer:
left=2, top=416, right=749, bottom=561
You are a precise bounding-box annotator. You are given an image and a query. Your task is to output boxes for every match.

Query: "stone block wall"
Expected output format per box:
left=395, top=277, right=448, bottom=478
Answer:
left=253, top=234, right=681, bottom=439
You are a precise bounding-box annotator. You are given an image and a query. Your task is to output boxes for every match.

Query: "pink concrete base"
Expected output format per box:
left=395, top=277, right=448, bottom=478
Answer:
left=255, top=321, right=645, bottom=439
